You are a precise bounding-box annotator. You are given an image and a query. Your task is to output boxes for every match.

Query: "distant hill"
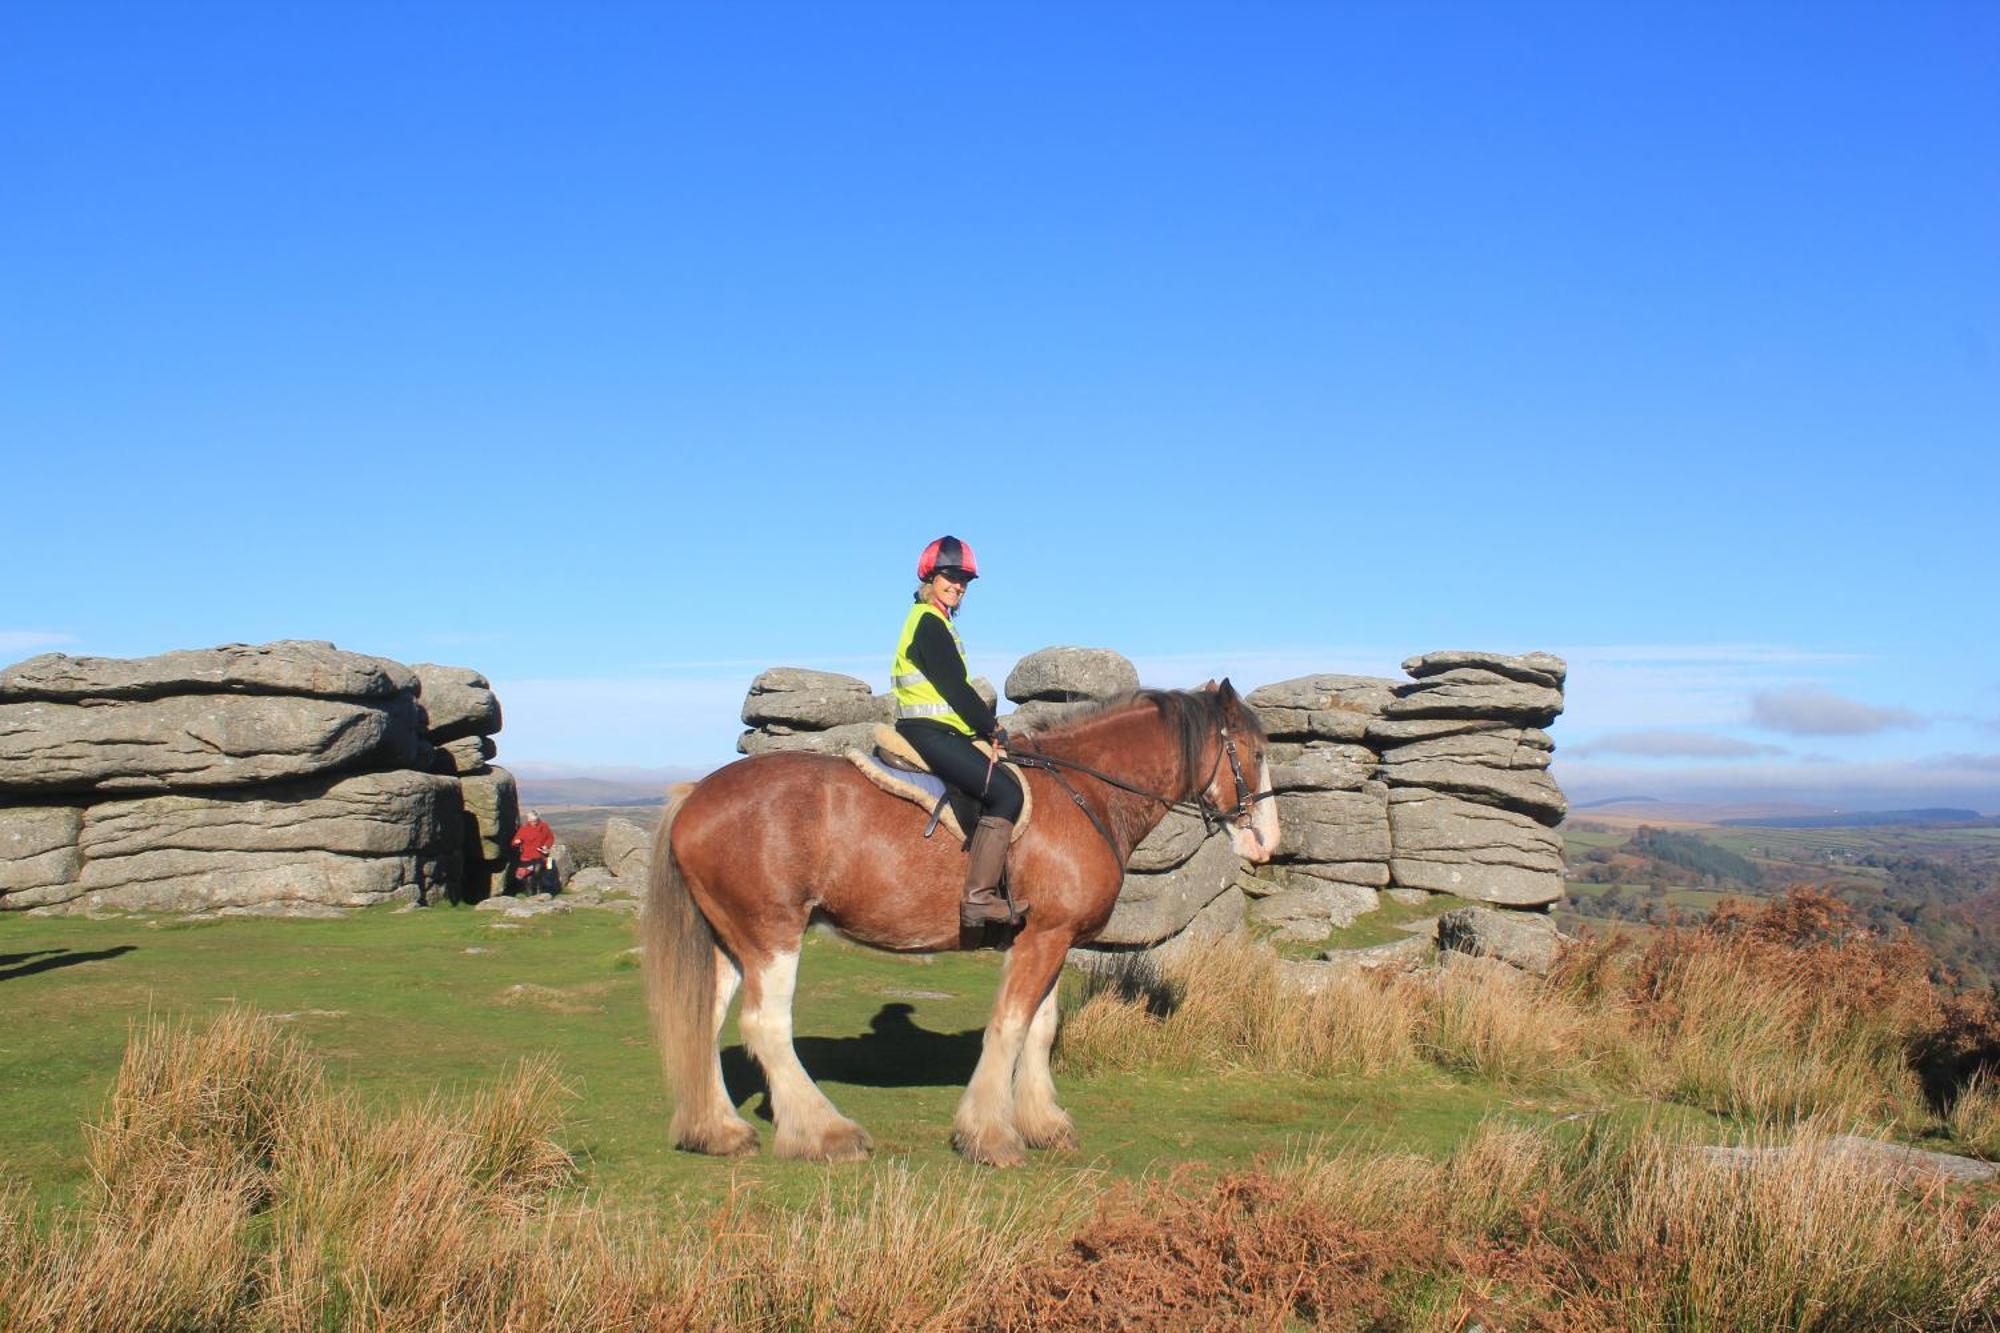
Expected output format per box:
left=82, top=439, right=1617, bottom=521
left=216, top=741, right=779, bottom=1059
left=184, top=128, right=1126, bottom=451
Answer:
left=516, top=776, right=680, bottom=807
left=1574, top=796, right=1660, bottom=810
left=1719, top=808, right=1996, bottom=829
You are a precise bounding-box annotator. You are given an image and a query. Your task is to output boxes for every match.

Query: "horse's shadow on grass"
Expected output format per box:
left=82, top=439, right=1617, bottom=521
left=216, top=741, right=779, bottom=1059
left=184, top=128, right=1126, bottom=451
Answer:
left=0, top=946, right=138, bottom=982
left=722, top=1002, right=984, bottom=1119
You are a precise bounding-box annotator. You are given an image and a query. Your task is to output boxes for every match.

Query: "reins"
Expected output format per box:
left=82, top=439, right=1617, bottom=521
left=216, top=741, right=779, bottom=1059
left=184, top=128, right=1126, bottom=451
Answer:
left=1008, top=724, right=1277, bottom=867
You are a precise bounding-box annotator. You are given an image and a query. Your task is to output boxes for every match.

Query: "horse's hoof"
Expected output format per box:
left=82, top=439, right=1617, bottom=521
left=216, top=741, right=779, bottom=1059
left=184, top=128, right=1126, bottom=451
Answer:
left=777, top=1118, right=873, bottom=1163
left=1022, top=1121, right=1079, bottom=1152
left=677, top=1117, right=759, bottom=1157
left=952, top=1124, right=1028, bottom=1168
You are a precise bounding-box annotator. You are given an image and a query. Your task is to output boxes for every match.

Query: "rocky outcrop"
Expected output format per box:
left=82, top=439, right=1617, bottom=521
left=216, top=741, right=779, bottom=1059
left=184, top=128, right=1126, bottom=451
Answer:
left=0, top=641, right=416, bottom=702
left=0, top=694, right=424, bottom=795
left=0, top=641, right=518, bottom=914
left=1093, top=830, right=1244, bottom=947
left=720, top=644, right=1572, bottom=964
left=735, top=668, right=899, bottom=756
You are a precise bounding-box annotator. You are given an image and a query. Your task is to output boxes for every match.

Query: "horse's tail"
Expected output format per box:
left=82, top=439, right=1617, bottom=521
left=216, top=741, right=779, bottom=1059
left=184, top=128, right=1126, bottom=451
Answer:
left=642, top=781, right=721, bottom=1146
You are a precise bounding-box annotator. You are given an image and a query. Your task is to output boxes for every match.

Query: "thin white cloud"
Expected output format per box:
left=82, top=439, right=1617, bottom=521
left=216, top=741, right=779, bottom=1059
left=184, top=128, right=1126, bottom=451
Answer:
left=1555, top=753, right=2000, bottom=814
left=488, top=675, right=753, bottom=769
left=0, top=630, right=78, bottom=655
left=1568, top=730, right=1788, bottom=760
left=1749, top=687, right=1924, bottom=736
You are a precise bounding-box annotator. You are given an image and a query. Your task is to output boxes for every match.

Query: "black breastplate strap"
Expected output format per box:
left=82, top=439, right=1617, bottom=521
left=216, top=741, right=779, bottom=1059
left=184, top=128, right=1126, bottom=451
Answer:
left=1012, top=754, right=1123, bottom=870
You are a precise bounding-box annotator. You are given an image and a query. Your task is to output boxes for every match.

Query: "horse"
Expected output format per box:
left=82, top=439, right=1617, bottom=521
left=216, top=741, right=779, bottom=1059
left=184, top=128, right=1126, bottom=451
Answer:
left=642, top=680, right=1279, bottom=1167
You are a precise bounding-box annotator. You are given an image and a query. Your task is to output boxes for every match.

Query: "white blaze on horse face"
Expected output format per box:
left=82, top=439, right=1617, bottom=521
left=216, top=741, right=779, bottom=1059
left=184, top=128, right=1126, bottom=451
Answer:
left=1228, top=757, right=1278, bottom=864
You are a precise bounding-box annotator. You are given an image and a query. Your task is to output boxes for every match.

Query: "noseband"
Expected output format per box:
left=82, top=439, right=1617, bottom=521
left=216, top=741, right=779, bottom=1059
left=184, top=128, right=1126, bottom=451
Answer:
left=1008, top=724, right=1278, bottom=864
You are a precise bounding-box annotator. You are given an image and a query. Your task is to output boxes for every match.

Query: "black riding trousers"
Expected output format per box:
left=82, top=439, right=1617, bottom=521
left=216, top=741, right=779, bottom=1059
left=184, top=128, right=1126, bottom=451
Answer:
left=895, top=720, right=1024, bottom=822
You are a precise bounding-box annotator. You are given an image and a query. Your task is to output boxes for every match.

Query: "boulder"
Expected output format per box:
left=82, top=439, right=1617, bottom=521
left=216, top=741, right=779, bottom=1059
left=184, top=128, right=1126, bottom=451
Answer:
left=1004, top=647, right=1139, bottom=703
left=1386, top=789, right=1564, bottom=907
left=412, top=664, right=502, bottom=742
left=737, top=722, right=882, bottom=757
left=1248, top=879, right=1379, bottom=942
left=0, top=693, right=424, bottom=796
left=602, top=817, right=652, bottom=880
left=0, top=805, right=83, bottom=898
left=458, top=767, right=520, bottom=866
left=0, top=641, right=417, bottom=701
left=741, top=688, right=888, bottom=730
left=1269, top=743, right=1377, bottom=793
left=1246, top=675, right=1396, bottom=742
left=1435, top=905, right=1563, bottom=975
left=1385, top=672, right=1564, bottom=727
left=435, top=734, right=496, bottom=775
left=1092, top=830, right=1242, bottom=947
left=1272, top=784, right=1391, bottom=864
left=34, top=770, right=461, bottom=913
left=1401, top=650, right=1568, bottom=690
left=565, top=865, right=621, bottom=893
left=1127, top=808, right=1210, bottom=873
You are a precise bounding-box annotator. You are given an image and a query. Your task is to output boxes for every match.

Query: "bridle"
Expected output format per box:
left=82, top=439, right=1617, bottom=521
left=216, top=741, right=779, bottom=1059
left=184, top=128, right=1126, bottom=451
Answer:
left=1008, top=723, right=1278, bottom=866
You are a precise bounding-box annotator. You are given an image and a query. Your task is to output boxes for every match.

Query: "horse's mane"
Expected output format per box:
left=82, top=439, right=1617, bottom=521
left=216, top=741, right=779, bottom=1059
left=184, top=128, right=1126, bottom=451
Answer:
left=1010, top=688, right=1264, bottom=789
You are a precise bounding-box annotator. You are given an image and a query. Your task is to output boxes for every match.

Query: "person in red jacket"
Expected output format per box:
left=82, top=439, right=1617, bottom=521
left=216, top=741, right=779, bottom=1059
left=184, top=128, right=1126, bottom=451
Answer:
left=510, top=809, right=557, bottom=894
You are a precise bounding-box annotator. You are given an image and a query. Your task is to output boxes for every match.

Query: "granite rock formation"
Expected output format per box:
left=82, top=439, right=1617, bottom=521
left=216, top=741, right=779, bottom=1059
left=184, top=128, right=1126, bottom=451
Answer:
left=0, top=641, right=515, bottom=914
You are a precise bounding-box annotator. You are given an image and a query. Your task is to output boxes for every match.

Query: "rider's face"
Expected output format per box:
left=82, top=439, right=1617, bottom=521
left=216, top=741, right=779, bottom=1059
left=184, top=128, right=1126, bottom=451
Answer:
left=929, top=572, right=969, bottom=611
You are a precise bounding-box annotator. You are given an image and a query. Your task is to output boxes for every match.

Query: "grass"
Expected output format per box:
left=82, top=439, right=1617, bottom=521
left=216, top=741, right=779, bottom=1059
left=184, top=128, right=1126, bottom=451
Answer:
left=1, top=905, right=1528, bottom=1217
left=4, top=888, right=1997, bottom=1328
left=3, top=1014, right=1994, bottom=1331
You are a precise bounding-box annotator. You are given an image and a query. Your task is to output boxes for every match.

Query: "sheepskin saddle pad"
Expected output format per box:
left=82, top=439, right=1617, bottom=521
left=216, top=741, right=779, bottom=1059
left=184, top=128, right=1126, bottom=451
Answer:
left=847, top=724, right=1032, bottom=844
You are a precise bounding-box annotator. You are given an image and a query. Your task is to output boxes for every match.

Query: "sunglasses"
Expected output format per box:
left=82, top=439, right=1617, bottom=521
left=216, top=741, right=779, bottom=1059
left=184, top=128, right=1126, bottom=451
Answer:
left=936, top=570, right=974, bottom=586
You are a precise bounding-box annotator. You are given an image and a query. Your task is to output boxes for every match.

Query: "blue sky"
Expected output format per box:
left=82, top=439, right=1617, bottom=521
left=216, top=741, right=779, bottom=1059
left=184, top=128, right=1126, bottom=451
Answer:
left=5, top=3, right=1996, bottom=810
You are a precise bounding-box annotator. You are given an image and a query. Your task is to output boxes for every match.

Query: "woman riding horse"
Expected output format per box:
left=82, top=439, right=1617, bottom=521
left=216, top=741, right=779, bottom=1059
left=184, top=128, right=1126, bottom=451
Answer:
left=891, top=535, right=1025, bottom=928
left=645, top=579, right=1281, bottom=1165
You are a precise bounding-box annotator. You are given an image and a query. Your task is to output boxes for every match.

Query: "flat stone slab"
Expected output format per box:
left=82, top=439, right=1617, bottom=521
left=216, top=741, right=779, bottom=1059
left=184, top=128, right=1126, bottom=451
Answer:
left=746, top=667, right=871, bottom=696
left=737, top=721, right=882, bottom=757
left=0, top=693, right=422, bottom=795
left=1385, top=672, right=1564, bottom=726
left=1694, top=1136, right=1997, bottom=1187
left=1247, top=675, right=1397, bottom=742
left=1269, top=742, right=1378, bottom=793
left=0, top=640, right=417, bottom=701
left=741, top=687, right=888, bottom=730
left=1401, top=650, right=1567, bottom=689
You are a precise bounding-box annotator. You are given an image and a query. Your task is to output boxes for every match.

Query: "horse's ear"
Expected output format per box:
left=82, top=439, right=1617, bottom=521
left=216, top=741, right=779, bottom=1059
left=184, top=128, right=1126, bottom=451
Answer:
left=1199, top=679, right=1218, bottom=692
left=1217, top=678, right=1239, bottom=702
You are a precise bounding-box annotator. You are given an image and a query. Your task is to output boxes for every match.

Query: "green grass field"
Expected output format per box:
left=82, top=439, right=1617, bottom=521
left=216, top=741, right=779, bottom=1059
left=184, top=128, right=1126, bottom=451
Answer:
left=0, top=905, right=1606, bottom=1218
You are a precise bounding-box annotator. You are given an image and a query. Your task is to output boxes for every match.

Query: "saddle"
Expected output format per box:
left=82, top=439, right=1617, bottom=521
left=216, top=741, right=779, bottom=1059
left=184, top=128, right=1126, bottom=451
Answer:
left=847, top=725, right=1032, bottom=845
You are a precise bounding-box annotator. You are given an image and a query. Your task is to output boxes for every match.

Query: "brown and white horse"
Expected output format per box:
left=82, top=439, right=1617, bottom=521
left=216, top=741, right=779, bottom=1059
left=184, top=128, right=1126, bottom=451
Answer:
left=642, top=681, right=1277, bottom=1167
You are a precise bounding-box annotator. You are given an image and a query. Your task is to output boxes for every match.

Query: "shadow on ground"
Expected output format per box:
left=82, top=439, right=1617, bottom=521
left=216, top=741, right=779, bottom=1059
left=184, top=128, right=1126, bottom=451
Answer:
left=0, top=946, right=139, bottom=983
left=722, top=1002, right=984, bottom=1119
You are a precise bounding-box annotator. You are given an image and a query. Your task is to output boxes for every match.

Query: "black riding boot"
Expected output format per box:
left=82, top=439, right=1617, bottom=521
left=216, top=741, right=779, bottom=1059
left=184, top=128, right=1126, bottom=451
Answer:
left=961, top=816, right=1019, bottom=928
